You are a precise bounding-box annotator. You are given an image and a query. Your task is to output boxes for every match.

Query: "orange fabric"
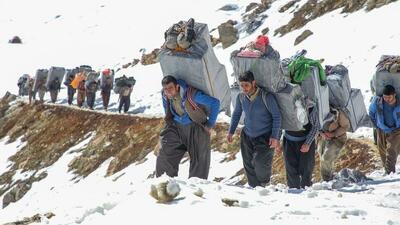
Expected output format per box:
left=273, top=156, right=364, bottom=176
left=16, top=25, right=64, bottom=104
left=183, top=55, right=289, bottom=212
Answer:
left=175, top=46, right=187, bottom=52
left=71, top=72, right=86, bottom=89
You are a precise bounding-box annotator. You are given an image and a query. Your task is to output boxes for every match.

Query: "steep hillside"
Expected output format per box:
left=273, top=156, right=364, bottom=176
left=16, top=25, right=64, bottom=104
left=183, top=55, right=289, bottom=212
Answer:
left=0, top=93, right=382, bottom=209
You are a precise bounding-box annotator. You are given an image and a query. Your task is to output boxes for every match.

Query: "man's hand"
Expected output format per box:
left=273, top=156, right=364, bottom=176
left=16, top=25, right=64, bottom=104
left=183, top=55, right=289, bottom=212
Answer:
left=204, top=126, right=212, bottom=135
left=269, top=138, right=280, bottom=149
left=300, top=144, right=310, bottom=153
left=275, top=144, right=282, bottom=154
left=227, top=133, right=233, bottom=143
left=321, top=132, right=333, bottom=140
left=325, top=132, right=334, bottom=138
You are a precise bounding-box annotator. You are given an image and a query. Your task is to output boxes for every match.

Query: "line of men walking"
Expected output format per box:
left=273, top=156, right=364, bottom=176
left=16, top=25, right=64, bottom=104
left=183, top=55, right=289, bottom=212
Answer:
left=17, top=69, right=135, bottom=114
left=155, top=72, right=397, bottom=189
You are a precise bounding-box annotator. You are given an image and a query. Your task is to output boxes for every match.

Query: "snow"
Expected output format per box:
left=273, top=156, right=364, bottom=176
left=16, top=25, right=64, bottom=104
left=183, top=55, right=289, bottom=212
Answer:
left=0, top=0, right=400, bottom=224
left=0, top=136, right=26, bottom=173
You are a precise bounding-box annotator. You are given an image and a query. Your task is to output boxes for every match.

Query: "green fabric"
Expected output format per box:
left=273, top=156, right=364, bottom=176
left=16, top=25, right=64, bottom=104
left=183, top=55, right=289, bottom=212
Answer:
left=288, top=56, right=326, bottom=84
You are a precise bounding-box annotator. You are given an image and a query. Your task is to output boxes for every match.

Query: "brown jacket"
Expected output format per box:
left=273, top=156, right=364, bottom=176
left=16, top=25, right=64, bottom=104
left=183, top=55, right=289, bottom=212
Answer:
left=325, top=109, right=350, bottom=138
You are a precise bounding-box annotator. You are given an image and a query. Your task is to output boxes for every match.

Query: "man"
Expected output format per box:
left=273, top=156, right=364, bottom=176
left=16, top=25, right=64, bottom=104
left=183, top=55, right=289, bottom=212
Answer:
left=282, top=99, right=319, bottom=189
left=86, top=79, right=99, bottom=110
left=118, top=84, right=133, bottom=113
left=156, top=75, right=220, bottom=179
left=101, top=70, right=113, bottom=111
left=77, top=79, right=86, bottom=108
left=35, top=77, right=47, bottom=103
left=369, top=84, right=400, bottom=174
left=27, top=77, right=35, bottom=104
left=64, top=71, right=77, bottom=105
left=17, top=75, right=28, bottom=96
left=49, top=77, right=61, bottom=103
left=227, top=71, right=281, bottom=188
left=318, top=107, right=350, bottom=181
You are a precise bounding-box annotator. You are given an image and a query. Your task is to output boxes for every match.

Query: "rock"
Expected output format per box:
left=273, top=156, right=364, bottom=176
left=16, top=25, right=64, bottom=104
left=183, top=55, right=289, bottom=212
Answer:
left=217, top=22, right=238, bottom=49
left=218, top=4, right=239, bottom=11
left=366, top=0, right=395, bottom=11
left=261, top=0, right=272, bottom=7
left=221, top=198, right=239, bottom=207
left=150, top=180, right=180, bottom=203
left=294, top=29, right=313, bottom=45
left=246, top=2, right=259, bottom=12
left=8, top=36, right=22, bottom=44
left=3, top=212, right=55, bottom=225
left=261, top=27, right=270, bottom=35
left=3, top=182, right=31, bottom=208
left=246, top=18, right=265, bottom=34
left=193, top=188, right=204, bottom=198
left=279, top=0, right=298, bottom=13
left=140, top=48, right=160, bottom=65
left=213, top=177, right=224, bottom=182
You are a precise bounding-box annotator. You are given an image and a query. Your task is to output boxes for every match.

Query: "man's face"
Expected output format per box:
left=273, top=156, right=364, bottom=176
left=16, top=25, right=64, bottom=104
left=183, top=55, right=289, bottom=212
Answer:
left=239, top=80, right=256, bottom=95
left=163, top=82, right=179, bottom=99
left=383, top=94, right=396, bottom=105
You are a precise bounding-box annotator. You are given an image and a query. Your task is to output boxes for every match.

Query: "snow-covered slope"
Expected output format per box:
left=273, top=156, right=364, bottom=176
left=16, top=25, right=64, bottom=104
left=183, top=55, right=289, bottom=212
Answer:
left=0, top=0, right=400, bottom=224
left=0, top=133, right=399, bottom=225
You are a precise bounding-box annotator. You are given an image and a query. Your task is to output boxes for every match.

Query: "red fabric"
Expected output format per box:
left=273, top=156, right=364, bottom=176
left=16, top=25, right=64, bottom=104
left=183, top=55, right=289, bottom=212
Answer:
left=256, top=35, right=269, bottom=46
left=255, top=35, right=269, bottom=53
left=102, top=69, right=110, bottom=76
left=237, top=50, right=262, bottom=58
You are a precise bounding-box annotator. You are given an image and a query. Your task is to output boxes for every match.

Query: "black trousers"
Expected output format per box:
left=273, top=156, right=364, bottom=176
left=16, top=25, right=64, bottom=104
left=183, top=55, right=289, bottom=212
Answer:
left=156, top=122, right=211, bottom=179
left=240, top=131, right=274, bottom=187
left=67, top=87, right=76, bottom=105
left=86, top=92, right=96, bottom=109
left=283, top=137, right=316, bottom=189
left=119, top=96, right=130, bottom=112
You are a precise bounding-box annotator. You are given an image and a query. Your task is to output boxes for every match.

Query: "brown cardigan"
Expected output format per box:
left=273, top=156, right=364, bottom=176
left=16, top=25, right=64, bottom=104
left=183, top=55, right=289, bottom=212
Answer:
left=326, top=109, right=350, bottom=138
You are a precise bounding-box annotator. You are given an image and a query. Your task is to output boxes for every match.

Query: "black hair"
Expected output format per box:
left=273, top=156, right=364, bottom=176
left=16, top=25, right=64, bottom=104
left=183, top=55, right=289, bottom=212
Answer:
left=161, top=75, right=177, bottom=86
left=238, top=71, right=255, bottom=83
left=383, top=85, right=396, bottom=96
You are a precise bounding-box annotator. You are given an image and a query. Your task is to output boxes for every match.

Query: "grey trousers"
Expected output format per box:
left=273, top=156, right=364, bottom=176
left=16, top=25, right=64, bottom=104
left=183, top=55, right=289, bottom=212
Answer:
left=156, top=122, right=211, bottom=179
left=50, top=90, right=58, bottom=103
left=240, top=131, right=274, bottom=187
left=317, top=136, right=346, bottom=181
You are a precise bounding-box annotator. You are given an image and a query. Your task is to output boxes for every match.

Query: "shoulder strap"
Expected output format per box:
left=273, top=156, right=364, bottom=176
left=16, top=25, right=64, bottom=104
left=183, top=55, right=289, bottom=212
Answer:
left=260, top=89, right=270, bottom=112
left=238, top=93, right=245, bottom=106
left=186, top=86, right=200, bottom=110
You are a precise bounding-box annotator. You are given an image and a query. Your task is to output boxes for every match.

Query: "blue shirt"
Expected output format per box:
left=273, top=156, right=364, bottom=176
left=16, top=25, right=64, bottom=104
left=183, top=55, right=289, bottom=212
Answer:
left=229, top=90, right=281, bottom=139
left=383, top=102, right=396, bottom=128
